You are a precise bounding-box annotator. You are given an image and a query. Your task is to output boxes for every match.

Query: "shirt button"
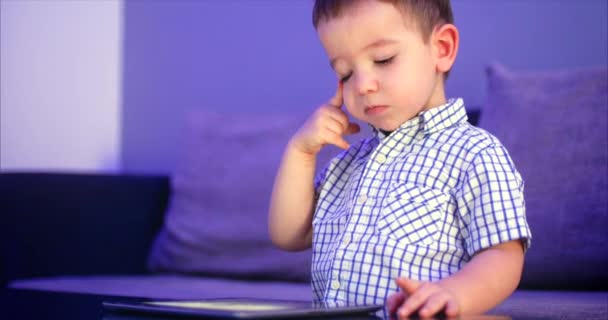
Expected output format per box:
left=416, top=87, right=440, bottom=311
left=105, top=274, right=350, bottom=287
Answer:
left=376, top=154, right=387, bottom=164
left=331, top=280, right=341, bottom=290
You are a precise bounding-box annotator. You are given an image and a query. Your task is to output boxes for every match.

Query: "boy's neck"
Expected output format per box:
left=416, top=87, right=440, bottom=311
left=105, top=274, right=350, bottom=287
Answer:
left=379, top=129, right=393, bottom=137
left=421, top=77, right=448, bottom=113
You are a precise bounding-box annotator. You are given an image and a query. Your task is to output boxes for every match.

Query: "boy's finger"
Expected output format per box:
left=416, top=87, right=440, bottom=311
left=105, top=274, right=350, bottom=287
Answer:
left=418, top=293, right=448, bottom=318
left=344, top=122, right=360, bottom=135
left=397, top=291, right=425, bottom=318
left=386, top=292, right=406, bottom=314
left=326, top=107, right=350, bottom=132
left=326, top=132, right=350, bottom=150
left=327, top=83, right=343, bottom=108
left=444, top=299, right=460, bottom=317
left=398, top=283, right=437, bottom=319
left=395, top=277, right=422, bottom=294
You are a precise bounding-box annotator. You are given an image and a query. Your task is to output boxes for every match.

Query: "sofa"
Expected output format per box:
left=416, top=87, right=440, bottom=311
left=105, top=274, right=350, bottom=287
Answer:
left=2, top=64, right=607, bottom=319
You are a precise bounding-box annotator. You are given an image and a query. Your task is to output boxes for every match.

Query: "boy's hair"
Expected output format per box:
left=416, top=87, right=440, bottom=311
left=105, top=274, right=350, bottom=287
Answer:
left=312, top=0, right=453, bottom=43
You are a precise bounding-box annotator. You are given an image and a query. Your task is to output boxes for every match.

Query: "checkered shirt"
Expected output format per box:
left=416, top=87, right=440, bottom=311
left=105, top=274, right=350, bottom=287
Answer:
left=311, top=98, right=531, bottom=308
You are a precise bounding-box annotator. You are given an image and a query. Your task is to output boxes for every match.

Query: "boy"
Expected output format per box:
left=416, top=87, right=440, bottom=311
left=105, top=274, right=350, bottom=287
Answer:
left=269, top=0, right=531, bottom=318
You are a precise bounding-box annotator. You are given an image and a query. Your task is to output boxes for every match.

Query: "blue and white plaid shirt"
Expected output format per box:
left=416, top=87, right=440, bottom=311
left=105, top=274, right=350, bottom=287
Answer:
left=311, top=98, right=531, bottom=308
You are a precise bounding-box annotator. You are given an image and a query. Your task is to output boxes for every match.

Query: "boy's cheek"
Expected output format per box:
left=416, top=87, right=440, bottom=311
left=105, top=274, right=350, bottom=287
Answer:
left=340, top=95, right=350, bottom=109
left=343, top=95, right=356, bottom=113
left=343, top=103, right=357, bottom=118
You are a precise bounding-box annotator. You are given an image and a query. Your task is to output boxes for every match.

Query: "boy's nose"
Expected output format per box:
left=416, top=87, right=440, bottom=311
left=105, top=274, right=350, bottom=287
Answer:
left=354, top=74, right=379, bottom=95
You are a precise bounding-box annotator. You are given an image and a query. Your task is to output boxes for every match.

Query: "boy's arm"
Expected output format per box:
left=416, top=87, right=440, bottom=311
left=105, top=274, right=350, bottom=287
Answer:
left=389, top=240, right=524, bottom=318
left=268, top=84, right=359, bottom=251
left=268, top=142, right=318, bottom=251
left=438, top=239, right=524, bottom=314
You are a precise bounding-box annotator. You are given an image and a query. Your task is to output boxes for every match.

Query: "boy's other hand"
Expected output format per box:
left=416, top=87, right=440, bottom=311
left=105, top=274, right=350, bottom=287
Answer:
left=291, top=84, right=360, bottom=155
left=387, top=278, right=460, bottom=319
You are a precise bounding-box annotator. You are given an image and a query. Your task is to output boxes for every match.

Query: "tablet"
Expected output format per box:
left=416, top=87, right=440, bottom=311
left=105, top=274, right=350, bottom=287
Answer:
left=102, top=298, right=384, bottom=319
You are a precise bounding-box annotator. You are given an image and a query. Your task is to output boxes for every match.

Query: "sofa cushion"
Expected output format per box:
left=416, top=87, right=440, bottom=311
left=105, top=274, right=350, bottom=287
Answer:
left=489, top=290, right=608, bottom=320
left=10, top=278, right=607, bottom=319
left=478, top=63, right=608, bottom=290
left=146, top=111, right=362, bottom=282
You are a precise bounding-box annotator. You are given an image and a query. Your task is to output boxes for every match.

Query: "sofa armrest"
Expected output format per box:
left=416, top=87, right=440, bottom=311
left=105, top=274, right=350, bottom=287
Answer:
left=0, top=172, right=170, bottom=286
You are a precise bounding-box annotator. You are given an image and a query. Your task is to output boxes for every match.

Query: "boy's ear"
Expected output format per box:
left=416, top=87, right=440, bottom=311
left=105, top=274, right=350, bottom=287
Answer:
left=432, top=23, right=459, bottom=74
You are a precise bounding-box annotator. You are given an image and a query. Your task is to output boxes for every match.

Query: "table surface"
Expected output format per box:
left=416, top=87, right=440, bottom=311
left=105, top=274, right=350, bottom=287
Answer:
left=1, top=288, right=513, bottom=320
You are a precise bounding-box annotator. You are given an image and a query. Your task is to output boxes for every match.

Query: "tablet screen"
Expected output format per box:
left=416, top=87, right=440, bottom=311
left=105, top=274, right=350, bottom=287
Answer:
left=145, top=300, right=291, bottom=312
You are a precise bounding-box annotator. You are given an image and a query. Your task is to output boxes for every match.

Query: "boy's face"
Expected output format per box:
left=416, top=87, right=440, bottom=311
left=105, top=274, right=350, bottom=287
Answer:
left=317, top=0, right=446, bottom=131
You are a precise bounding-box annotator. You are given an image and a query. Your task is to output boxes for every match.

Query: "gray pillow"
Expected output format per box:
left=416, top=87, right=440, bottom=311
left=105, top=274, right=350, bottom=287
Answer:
left=146, top=111, right=349, bottom=282
left=478, top=63, right=608, bottom=290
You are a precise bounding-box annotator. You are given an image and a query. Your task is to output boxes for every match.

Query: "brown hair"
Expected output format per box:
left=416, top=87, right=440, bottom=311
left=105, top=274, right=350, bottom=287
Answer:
left=312, top=0, right=453, bottom=42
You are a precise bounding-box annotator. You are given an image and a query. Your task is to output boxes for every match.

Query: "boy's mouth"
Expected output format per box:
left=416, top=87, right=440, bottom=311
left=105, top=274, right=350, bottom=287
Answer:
left=364, top=105, right=389, bottom=116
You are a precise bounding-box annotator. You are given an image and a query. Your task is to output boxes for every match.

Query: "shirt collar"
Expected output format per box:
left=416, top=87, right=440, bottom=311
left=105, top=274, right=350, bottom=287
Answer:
left=371, top=98, right=468, bottom=140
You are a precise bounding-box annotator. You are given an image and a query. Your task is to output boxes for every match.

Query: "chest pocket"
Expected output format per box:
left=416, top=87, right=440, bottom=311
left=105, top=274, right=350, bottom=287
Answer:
left=377, top=183, right=449, bottom=245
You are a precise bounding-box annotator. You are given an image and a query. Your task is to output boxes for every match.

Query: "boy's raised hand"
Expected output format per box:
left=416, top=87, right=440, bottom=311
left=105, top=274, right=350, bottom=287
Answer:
left=387, top=277, right=460, bottom=319
left=291, top=84, right=360, bottom=155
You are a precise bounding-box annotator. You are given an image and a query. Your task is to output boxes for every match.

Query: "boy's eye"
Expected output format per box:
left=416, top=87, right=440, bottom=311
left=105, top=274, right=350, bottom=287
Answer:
left=340, top=72, right=352, bottom=83
left=375, top=56, right=395, bottom=65
left=339, top=56, right=395, bottom=83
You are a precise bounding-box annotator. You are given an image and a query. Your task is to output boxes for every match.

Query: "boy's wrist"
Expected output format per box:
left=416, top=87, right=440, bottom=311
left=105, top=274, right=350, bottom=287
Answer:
left=286, top=138, right=318, bottom=164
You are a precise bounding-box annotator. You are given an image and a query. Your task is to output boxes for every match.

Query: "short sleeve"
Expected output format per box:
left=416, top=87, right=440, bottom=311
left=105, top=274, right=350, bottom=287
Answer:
left=314, top=146, right=348, bottom=195
left=456, top=144, right=532, bottom=256
left=314, top=164, right=329, bottom=196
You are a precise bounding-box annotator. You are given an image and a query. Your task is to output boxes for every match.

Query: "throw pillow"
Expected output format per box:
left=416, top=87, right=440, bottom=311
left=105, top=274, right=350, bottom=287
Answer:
left=147, top=111, right=364, bottom=282
left=478, top=63, right=608, bottom=289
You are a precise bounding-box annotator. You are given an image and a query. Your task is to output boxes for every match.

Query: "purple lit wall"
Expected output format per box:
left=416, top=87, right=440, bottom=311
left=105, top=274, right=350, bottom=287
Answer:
left=121, top=0, right=607, bottom=174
